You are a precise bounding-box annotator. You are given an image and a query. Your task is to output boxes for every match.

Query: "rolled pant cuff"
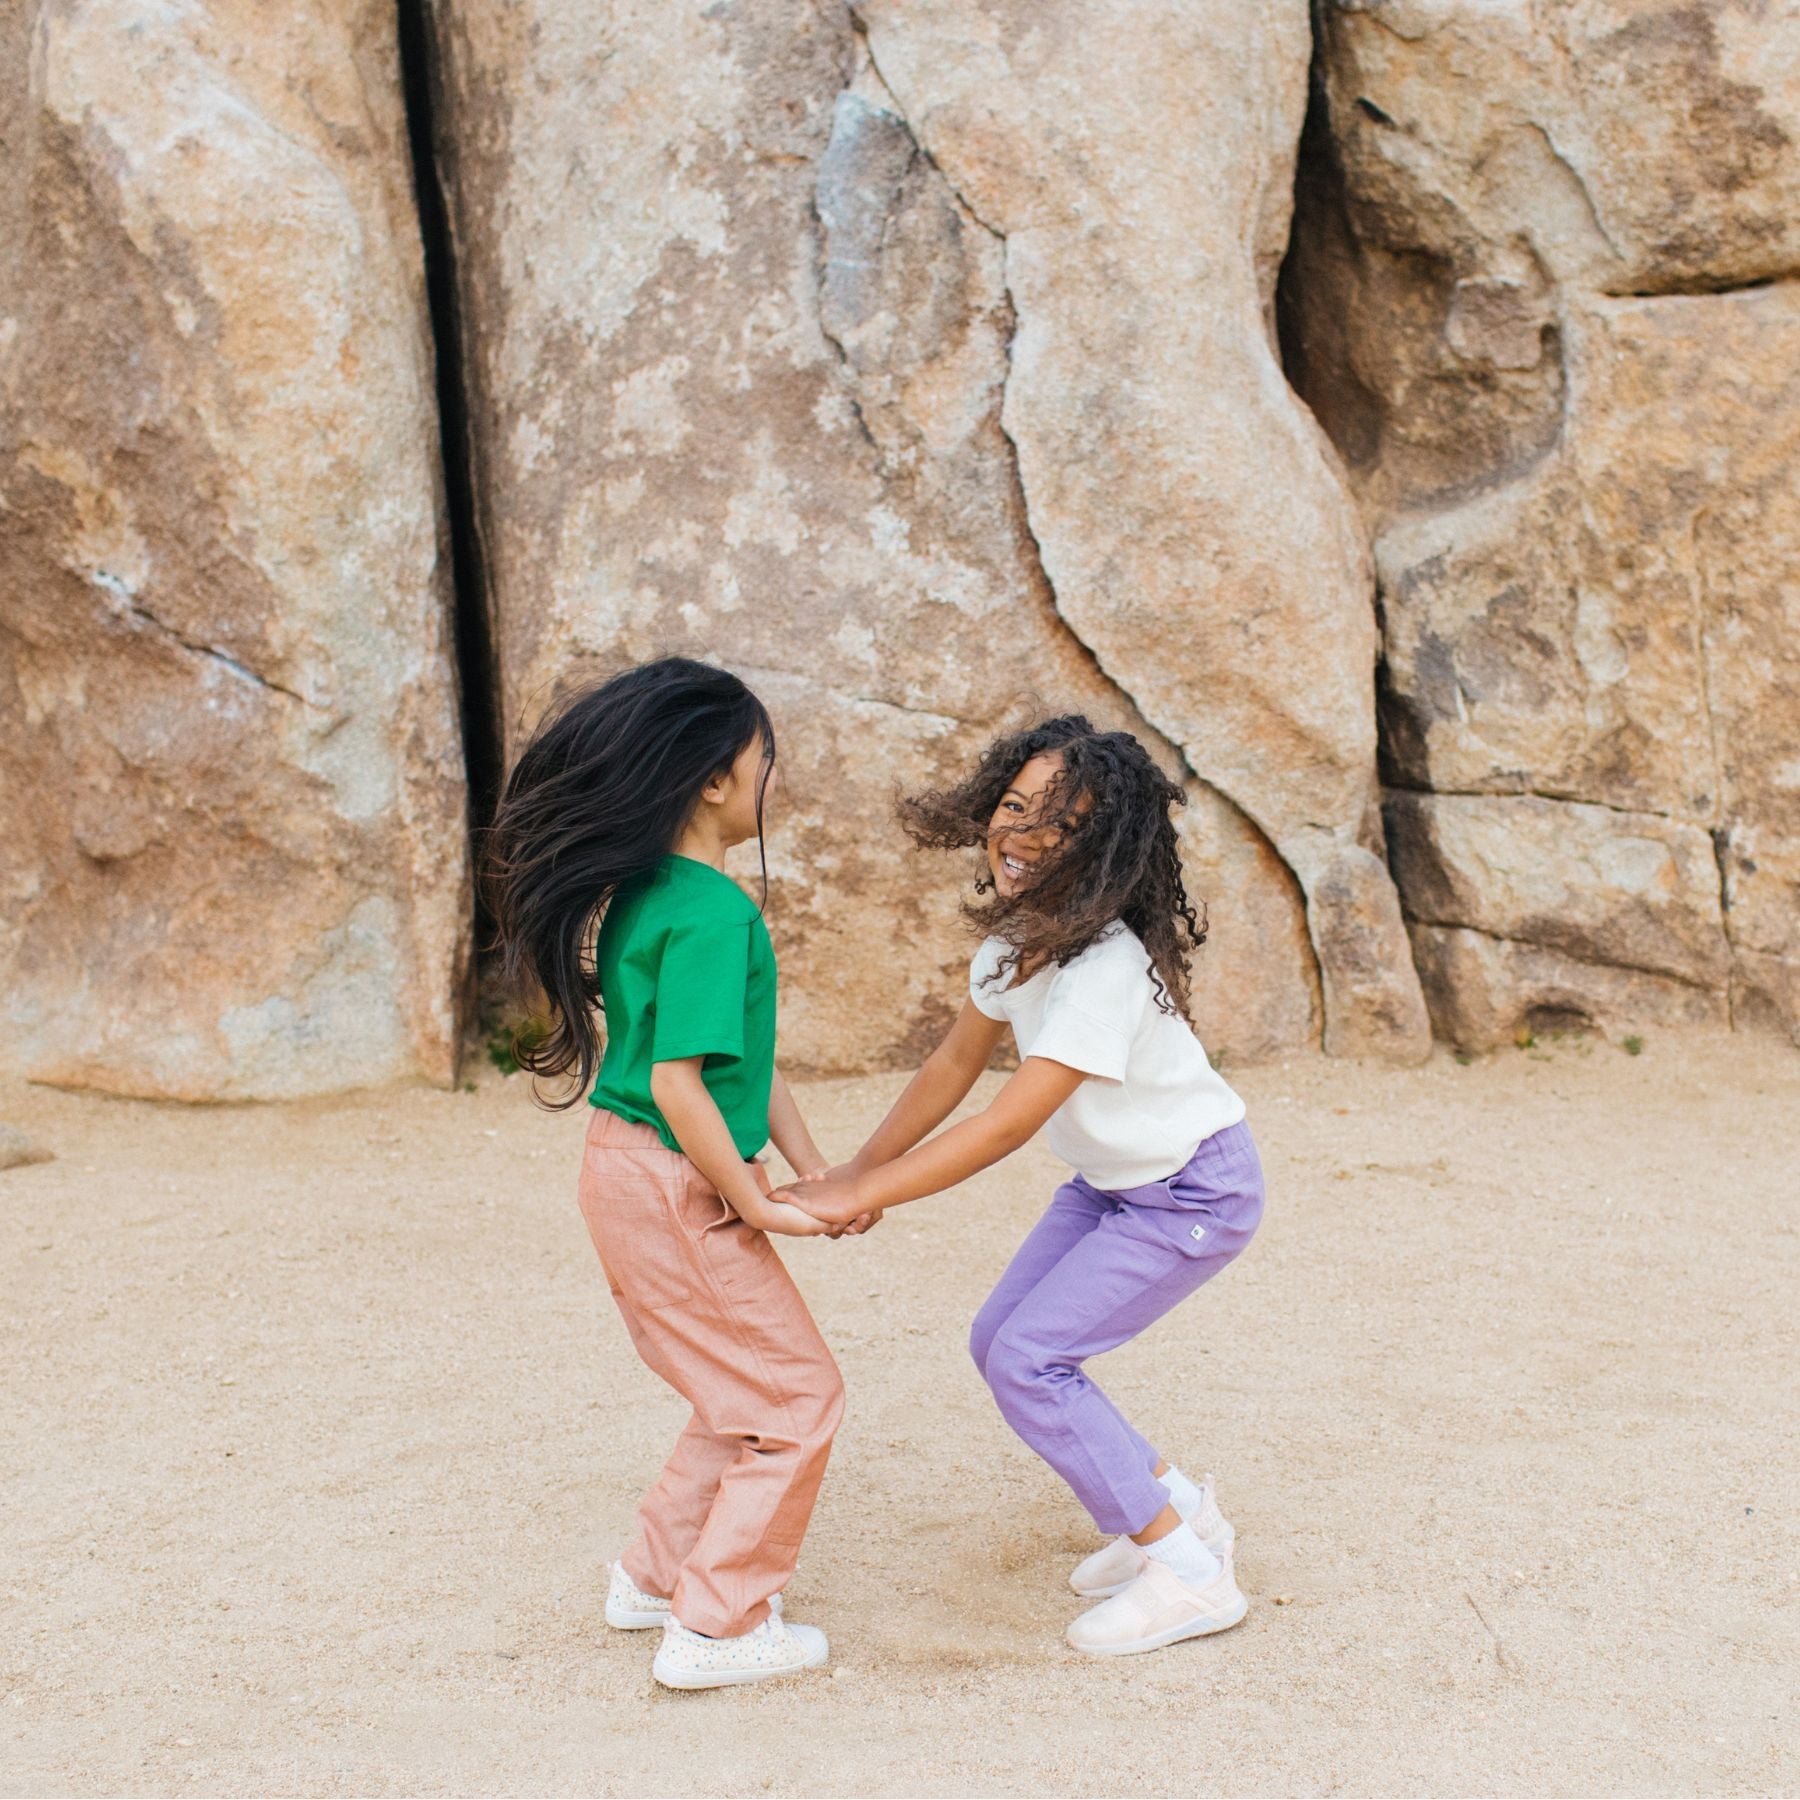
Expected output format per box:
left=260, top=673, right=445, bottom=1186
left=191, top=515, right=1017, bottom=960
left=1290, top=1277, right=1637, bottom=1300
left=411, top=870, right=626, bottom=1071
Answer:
left=1093, top=1475, right=1174, bottom=1539
left=619, top=1550, right=668, bottom=1603
left=671, top=1591, right=772, bottom=1639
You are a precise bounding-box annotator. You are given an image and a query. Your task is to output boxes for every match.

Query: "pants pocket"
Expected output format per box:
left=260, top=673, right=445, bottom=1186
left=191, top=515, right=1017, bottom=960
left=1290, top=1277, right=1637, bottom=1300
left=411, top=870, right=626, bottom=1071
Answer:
left=628, top=1210, right=698, bottom=1310
left=1111, top=1174, right=1231, bottom=1259
left=1132, top=1140, right=1265, bottom=1261
left=581, top=1149, right=697, bottom=1311
left=710, top=1219, right=787, bottom=1299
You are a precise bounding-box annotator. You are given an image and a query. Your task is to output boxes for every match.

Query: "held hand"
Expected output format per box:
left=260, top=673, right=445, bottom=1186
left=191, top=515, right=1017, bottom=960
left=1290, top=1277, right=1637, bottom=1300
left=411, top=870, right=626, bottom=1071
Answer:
left=783, top=1175, right=874, bottom=1228
left=817, top=1206, right=882, bottom=1240
left=794, top=1161, right=879, bottom=1235
left=731, top=1192, right=836, bottom=1239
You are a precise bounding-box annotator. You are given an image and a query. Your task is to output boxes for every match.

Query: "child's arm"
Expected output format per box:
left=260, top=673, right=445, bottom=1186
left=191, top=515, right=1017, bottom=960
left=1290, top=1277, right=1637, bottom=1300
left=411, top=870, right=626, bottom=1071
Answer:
left=651, top=1058, right=832, bottom=1238
left=781, top=1053, right=1086, bottom=1226
left=766, top=1066, right=828, bottom=1180
left=839, top=1000, right=1010, bottom=1175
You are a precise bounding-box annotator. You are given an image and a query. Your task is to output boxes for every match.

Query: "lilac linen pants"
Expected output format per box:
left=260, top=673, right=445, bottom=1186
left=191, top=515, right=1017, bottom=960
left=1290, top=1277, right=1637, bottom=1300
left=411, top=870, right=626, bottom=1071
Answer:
left=969, top=1121, right=1264, bottom=1536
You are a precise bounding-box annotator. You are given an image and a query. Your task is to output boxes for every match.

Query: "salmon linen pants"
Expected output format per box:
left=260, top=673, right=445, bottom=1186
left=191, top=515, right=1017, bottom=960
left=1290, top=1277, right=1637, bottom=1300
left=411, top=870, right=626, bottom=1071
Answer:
left=577, top=1108, right=844, bottom=1638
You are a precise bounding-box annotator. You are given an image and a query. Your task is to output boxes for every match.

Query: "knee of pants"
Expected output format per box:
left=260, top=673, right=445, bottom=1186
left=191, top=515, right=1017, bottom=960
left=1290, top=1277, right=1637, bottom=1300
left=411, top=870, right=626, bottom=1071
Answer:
left=983, top=1328, right=1077, bottom=1420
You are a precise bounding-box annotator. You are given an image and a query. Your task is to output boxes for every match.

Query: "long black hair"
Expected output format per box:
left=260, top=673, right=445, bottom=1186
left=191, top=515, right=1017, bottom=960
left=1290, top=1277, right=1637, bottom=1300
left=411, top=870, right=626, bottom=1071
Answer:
left=899, top=715, right=1205, bottom=1016
left=484, top=657, right=775, bottom=1105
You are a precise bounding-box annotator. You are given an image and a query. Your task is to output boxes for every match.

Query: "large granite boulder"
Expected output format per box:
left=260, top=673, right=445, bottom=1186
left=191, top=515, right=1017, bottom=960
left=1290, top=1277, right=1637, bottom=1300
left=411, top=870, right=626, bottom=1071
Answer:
left=1285, top=0, right=1800, bottom=1046
left=856, top=0, right=1430, bottom=1062
left=0, top=0, right=470, bottom=1099
left=423, top=0, right=1427, bottom=1069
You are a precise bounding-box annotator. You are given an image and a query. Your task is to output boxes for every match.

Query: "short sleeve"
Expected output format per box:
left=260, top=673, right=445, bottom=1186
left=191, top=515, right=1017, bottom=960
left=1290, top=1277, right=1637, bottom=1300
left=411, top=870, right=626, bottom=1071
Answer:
left=651, top=919, right=751, bottom=1063
left=1026, top=940, right=1148, bottom=1082
left=969, top=938, right=1010, bottom=1020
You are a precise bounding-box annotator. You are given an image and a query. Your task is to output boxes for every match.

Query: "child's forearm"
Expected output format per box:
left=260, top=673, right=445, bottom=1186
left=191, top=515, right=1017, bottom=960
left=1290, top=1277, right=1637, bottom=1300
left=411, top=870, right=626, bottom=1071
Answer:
left=852, top=1048, right=983, bottom=1171
left=785, top=1055, right=1086, bottom=1227
left=650, top=1059, right=771, bottom=1215
left=766, top=1066, right=826, bottom=1178
left=856, top=1109, right=1033, bottom=1210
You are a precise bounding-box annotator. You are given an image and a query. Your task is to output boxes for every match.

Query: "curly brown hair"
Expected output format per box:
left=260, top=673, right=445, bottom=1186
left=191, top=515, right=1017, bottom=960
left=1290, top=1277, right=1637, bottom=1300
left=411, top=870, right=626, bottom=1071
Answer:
left=899, top=715, right=1207, bottom=1016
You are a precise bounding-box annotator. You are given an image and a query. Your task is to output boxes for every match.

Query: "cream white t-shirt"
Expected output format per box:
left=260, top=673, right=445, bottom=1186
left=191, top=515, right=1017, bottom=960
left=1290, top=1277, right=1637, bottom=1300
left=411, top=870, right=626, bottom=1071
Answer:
left=969, top=924, right=1245, bottom=1190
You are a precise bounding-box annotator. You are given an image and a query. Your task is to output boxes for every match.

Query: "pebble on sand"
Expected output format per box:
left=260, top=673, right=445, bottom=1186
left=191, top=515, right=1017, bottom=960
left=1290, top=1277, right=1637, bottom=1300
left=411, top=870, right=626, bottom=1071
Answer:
left=0, top=1125, right=53, bottom=1171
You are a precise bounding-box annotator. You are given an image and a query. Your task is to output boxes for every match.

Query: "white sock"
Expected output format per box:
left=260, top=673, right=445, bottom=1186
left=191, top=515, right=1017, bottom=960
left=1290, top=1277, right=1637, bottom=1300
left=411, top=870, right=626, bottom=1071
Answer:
left=1160, top=1463, right=1205, bottom=1520
left=1143, top=1522, right=1222, bottom=1589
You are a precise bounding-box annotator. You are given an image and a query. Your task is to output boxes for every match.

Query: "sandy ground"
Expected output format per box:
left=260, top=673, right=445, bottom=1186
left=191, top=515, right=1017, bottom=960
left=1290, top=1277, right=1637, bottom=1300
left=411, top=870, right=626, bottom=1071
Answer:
left=3, top=1031, right=1798, bottom=1797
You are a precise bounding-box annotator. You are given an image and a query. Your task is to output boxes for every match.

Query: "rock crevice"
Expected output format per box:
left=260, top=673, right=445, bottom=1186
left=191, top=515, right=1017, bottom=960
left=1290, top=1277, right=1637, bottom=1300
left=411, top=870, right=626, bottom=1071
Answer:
left=396, top=0, right=504, bottom=843
left=95, top=578, right=310, bottom=706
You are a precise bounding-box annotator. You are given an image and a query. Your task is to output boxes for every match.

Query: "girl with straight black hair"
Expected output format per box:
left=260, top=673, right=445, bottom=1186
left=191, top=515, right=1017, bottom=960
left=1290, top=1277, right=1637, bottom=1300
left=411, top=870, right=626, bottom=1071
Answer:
left=486, top=656, right=849, bottom=1692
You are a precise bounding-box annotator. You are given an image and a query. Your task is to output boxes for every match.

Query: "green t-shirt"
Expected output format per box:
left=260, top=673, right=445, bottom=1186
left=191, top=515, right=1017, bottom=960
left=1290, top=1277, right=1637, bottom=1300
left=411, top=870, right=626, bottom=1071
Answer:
left=589, top=855, right=777, bottom=1159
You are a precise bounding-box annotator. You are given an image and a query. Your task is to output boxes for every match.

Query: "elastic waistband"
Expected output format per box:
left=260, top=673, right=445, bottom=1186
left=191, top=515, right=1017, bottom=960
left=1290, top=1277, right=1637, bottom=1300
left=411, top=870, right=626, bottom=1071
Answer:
left=1194, top=1118, right=1257, bottom=1161
left=586, top=1106, right=671, bottom=1151
left=1084, top=1118, right=1258, bottom=1204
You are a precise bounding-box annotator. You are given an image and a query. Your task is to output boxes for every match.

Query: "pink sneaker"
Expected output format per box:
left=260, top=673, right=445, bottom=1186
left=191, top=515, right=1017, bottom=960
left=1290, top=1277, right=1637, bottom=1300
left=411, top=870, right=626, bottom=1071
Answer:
left=1066, top=1553, right=1248, bottom=1656
left=1069, top=1473, right=1235, bottom=1599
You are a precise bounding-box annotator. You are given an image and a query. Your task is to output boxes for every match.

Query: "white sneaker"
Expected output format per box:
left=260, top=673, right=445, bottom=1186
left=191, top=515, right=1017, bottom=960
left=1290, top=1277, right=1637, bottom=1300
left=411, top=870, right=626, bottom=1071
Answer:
left=1066, top=1552, right=1248, bottom=1656
left=604, top=1562, right=783, bottom=1632
left=604, top=1562, right=671, bottom=1630
left=1069, top=1473, right=1235, bottom=1598
left=652, top=1614, right=829, bottom=1690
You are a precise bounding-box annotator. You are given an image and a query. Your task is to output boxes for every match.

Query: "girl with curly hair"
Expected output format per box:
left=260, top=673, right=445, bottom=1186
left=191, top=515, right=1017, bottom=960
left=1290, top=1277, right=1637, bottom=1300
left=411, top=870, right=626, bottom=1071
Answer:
left=785, top=716, right=1264, bottom=1658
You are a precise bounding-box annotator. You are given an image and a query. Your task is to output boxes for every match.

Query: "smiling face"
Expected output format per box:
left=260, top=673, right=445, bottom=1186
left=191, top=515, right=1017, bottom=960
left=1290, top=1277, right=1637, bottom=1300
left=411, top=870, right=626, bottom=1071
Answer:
left=985, top=751, right=1091, bottom=897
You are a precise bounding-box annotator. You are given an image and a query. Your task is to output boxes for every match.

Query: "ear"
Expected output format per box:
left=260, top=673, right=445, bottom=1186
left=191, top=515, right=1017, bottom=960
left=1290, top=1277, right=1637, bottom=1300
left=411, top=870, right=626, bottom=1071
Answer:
left=698, top=771, right=728, bottom=805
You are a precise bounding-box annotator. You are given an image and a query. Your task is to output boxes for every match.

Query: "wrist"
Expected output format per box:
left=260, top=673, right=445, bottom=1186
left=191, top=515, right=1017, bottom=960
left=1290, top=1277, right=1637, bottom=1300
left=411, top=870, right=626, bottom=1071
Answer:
left=725, top=1182, right=773, bottom=1220
left=854, top=1169, right=897, bottom=1213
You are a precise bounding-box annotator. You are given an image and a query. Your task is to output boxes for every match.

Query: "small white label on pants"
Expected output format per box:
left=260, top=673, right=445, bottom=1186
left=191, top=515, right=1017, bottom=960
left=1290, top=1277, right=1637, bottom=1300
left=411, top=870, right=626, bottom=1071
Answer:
left=1190, top=1223, right=1207, bottom=1242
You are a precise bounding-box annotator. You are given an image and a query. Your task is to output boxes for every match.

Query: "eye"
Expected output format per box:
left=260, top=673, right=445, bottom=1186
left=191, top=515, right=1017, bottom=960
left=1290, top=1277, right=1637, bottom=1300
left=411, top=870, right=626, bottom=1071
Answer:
left=1001, top=800, right=1024, bottom=814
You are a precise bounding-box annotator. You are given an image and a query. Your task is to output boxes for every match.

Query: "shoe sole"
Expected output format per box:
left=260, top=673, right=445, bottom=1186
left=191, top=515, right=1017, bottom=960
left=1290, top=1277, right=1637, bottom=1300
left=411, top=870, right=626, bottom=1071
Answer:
left=1067, top=1591, right=1250, bottom=1657
left=604, top=1603, right=670, bottom=1630
left=1070, top=1526, right=1236, bottom=1600
left=652, top=1639, right=829, bottom=1691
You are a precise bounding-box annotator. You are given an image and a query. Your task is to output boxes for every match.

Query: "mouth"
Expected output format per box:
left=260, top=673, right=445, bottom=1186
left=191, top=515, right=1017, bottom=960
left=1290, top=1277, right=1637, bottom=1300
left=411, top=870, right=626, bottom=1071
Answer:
left=998, top=852, right=1032, bottom=885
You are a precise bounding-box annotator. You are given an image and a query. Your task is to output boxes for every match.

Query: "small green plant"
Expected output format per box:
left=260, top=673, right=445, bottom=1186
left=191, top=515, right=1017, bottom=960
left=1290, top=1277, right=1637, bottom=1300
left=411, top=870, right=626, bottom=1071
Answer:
left=1453, top=1049, right=1474, bottom=1066
left=487, top=1015, right=549, bottom=1077
left=1622, top=1034, right=1645, bottom=1057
